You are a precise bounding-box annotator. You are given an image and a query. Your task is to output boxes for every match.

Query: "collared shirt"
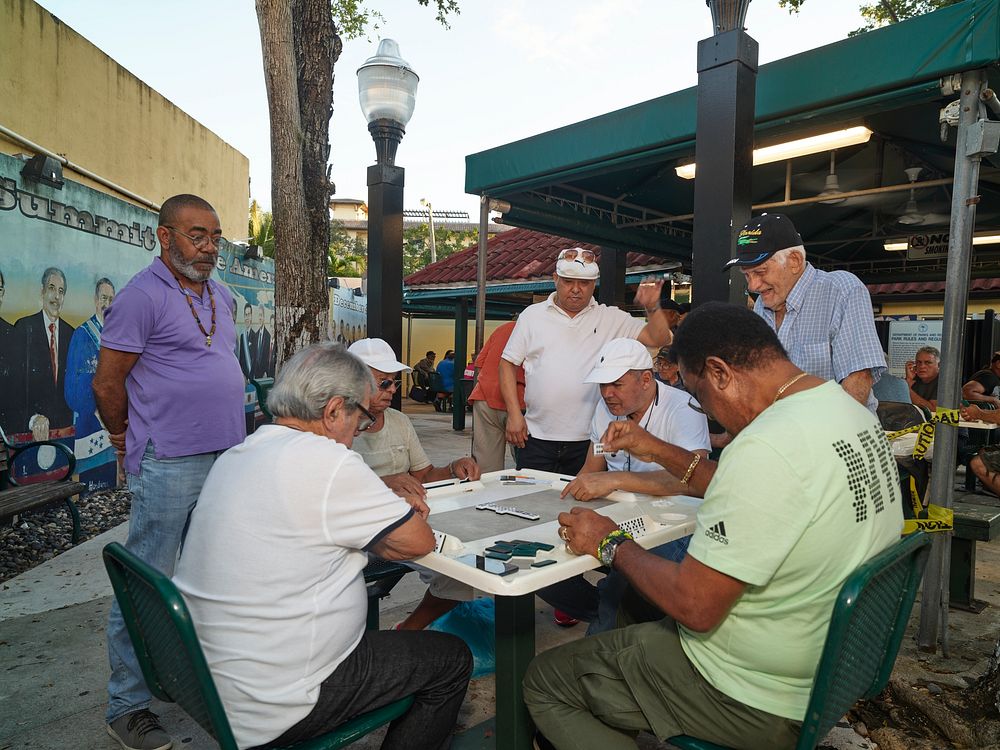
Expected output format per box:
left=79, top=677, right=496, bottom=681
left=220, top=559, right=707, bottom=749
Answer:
left=502, top=293, right=645, bottom=440
left=469, top=321, right=525, bottom=411
left=101, top=258, right=246, bottom=474
left=754, top=263, right=885, bottom=412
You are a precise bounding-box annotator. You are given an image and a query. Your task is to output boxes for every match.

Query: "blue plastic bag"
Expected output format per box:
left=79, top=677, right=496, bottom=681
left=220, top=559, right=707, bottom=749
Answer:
left=427, top=598, right=495, bottom=677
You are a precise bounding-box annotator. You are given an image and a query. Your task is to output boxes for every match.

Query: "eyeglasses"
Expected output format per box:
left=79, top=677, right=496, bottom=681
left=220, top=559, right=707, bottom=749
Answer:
left=164, top=226, right=226, bottom=250
left=355, top=403, right=377, bottom=433
left=558, top=248, right=596, bottom=263
left=378, top=378, right=402, bottom=391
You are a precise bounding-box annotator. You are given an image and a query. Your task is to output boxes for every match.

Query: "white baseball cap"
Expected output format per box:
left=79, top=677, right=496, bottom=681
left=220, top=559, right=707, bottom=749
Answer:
left=555, top=257, right=600, bottom=280
left=583, top=338, right=653, bottom=384
left=348, top=338, right=411, bottom=373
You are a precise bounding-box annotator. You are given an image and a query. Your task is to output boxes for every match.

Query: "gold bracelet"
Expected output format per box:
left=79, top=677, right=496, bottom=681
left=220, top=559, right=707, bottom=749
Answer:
left=680, top=453, right=701, bottom=485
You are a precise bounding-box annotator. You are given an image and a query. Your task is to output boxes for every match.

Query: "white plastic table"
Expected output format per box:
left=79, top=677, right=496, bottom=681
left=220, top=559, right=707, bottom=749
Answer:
left=413, top=469, right=700, bottom=750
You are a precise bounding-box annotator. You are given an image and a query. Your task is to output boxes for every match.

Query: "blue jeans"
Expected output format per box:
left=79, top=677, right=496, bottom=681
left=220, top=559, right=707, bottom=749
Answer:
left=105, top=443, right=220, bottom=723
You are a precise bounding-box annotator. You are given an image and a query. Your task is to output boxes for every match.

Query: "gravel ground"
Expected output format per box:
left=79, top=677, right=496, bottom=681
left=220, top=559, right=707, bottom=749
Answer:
left=0, top=488, right=131, bottom=583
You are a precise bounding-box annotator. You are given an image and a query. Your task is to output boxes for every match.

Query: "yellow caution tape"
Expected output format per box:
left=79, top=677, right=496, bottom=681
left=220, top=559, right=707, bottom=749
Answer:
left=903, top=504, right=954, bottom=534
left=885, top=408, right=963, bottom=460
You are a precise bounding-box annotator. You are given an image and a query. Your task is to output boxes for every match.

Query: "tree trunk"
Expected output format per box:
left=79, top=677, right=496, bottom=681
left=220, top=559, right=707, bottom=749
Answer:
left=256, top=0, right=338, bottom=368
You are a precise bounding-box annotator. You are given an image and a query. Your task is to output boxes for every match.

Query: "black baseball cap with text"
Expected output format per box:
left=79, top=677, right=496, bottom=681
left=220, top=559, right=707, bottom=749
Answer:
left=723, top=213, right=803, bottom=270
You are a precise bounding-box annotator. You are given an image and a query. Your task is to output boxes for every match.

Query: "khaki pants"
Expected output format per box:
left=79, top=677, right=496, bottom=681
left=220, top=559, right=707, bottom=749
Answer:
left=523, top=618, right=801, bottom=750
left=471, top=399, right=511, bottom=473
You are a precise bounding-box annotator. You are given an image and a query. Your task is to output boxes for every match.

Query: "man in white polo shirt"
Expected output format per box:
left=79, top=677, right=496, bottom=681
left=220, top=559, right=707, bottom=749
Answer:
left=499, top=247, right=674, bottom=475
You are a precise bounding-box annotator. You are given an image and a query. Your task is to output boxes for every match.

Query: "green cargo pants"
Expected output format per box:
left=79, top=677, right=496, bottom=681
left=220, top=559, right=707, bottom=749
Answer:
left=522, top=617, right=801, bottom=750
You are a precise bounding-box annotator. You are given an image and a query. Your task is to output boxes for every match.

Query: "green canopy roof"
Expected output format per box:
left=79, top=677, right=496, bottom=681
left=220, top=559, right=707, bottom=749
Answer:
left=465, top=0, right=1000, bottom=282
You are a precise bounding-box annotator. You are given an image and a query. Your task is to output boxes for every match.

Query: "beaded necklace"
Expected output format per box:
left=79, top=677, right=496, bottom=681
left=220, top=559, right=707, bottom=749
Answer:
left=180, top=283, right=216, bottom=347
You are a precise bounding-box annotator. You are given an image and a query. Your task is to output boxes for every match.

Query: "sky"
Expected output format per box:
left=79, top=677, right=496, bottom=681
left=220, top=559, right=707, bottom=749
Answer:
left=32, top=0, right=867, bottom=223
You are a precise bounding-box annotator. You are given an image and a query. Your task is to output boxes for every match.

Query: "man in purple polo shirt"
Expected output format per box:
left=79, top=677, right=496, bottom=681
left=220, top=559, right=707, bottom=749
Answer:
left=93, top=194, right=245, bottom=750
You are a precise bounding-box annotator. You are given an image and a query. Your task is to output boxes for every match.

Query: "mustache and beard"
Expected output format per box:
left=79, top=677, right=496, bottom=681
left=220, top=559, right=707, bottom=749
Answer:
left=168, top=241, right=217, bottom=282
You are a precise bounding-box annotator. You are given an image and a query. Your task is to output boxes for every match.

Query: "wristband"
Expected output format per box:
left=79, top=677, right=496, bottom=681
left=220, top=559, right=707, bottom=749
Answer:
left=645, top=305, right=660, bottom=315
left=681, top=453, right=701, bottom=485
left=597, top=529, right=633, bottom=560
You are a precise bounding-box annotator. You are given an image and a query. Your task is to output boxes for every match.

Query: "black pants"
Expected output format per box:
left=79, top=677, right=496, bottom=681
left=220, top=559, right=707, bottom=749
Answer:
left=255, top=630, right=472, bottom=750
left=516, top=436, right=589, bottom=476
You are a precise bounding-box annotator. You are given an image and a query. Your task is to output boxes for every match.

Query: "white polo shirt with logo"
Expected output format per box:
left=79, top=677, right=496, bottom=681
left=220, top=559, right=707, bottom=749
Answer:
left=502, top=293, right=645, bottom=441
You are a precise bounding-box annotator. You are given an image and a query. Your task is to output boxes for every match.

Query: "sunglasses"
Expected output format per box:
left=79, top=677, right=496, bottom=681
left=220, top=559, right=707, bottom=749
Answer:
left=378, top=378, right=402, bottom=391
left=558, top=248, right=596, bottom=263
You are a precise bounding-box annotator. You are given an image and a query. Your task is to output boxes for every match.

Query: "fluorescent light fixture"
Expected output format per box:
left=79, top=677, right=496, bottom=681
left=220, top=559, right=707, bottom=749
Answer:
left=883, top=233, right=1000, bottom=252
left=675, top=125, right=873, bottom=180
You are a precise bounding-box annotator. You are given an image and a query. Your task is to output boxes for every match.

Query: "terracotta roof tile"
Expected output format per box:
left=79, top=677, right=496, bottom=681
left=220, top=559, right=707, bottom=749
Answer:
left=405, top=228, right=669, bottom=287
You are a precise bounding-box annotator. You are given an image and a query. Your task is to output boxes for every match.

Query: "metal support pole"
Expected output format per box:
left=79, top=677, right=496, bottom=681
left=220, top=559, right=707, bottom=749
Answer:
left=367, top=162, right=405, bottom=410
left=494, top=594, right=536, bottom=750
left=475, top=196, right=489, bottom=355
left=918, top=68, right=989, bottom=653
left=598, top=247, right=627, bottom=306
left=453, top=298, right=468, bottom=431
left=691, top=29, right=757, bottom=306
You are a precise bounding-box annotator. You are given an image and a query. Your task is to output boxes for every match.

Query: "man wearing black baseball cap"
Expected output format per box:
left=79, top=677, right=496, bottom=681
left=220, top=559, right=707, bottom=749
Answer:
left=724, top=213, right=885, bottom=411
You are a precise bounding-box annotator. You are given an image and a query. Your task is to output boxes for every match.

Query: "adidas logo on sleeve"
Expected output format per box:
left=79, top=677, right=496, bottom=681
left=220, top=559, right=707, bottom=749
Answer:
left=705, top=521, right=729, bottom=545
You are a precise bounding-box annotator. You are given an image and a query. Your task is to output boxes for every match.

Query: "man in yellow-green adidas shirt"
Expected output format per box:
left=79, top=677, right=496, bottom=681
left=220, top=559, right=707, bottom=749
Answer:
left=525, top=302, right=903, bottom=750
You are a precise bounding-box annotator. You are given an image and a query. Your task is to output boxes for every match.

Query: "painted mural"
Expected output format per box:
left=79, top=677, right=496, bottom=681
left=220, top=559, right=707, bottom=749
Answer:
left=0, top=153, right=274, bottom=493
left=331, top=282, right=367, bottom=347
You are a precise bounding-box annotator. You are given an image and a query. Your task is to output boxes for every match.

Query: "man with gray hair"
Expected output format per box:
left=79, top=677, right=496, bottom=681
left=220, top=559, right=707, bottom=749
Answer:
left=173, top=342, right=472, bottom=750
left=725, top=213, right=885, bottom=411
left=905, top=346, right=940, bottom=412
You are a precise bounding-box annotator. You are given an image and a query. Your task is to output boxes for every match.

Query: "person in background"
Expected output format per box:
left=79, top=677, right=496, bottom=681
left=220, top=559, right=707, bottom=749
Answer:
left=962, top=352, right=1000, bottom=407
left=413, top=350, right=436, bottom=389
left=435, top=349, right=456, bottom=412
left=653, top=346, right=683, bottom=388
left=499, top=247, right=674, bottom=475
left=468, top=321, right=525, bottom=473
left=905, top=346, right=940, bottom=412
left=726, top=213, right=885, bottom=411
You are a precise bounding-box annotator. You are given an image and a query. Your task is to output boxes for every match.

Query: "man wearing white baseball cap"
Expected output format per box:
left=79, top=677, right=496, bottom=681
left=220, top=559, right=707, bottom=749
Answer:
left=348, top=338, right=482, bottom=631
left=498, top=247, right=674, bottom=476
left=539, top=338, right=710, bottom=630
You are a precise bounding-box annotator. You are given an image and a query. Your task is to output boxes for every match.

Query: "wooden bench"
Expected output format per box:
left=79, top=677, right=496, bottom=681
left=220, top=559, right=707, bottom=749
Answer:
left=951, top=493, right=1000, bottom=612
left=1, top=428, right=87, bottom=544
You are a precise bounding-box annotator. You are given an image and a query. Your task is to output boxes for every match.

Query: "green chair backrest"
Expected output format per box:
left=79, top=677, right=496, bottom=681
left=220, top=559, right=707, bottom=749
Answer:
left=103, top=542, right=241, bottom=750
left=251, top=377, right=275, bottom=421
left=671, top=531, right=930, bottom=750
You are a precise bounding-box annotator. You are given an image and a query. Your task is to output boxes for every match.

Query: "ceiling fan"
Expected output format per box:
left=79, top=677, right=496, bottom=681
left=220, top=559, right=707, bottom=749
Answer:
left=896, top=167, right=951, bottom=226
left=799, top=150, right=892, bottom=208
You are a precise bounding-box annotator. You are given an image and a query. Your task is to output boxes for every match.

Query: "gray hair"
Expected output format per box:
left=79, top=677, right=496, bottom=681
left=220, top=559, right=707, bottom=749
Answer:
left=95, top=277, right=115, bottom=296
left=41, top=266, right=66, bottom=290
left=916, top=346, right=940, bottom=362
left=267, top=342, right=375, bottom=420
left=770, top=245, right=807, bottom=266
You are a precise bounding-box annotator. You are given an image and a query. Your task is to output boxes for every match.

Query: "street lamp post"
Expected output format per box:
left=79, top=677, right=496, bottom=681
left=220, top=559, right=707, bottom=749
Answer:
left=691, top=0, right=757, bottom=305
left=358, top=39, right=418, bottom=405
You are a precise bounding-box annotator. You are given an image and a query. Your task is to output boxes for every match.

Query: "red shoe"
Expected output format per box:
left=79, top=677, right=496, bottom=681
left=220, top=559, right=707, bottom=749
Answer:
left=553, top=609, right=579, bottom=627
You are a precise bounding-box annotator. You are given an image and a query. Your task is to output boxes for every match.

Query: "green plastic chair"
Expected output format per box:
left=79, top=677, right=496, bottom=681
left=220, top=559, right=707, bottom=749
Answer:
left=102, top=542, right=414, bottom=750
left=250, top=377, right=275, bottom=421
left=669, top=531, right=931, bottom=750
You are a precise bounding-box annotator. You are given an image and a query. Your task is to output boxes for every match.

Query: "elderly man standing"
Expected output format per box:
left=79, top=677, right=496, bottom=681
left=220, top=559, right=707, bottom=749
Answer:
left=524, top=302, right=903, bottom=750
left=172, top=343, right=471, bottom=750
left=726, top=213, right=885, bottom=411
left=905, top=346, right=940, bottom=413
left=94, top=194, right=246, bottom=750
left=500, top=247, right=673, bottom=475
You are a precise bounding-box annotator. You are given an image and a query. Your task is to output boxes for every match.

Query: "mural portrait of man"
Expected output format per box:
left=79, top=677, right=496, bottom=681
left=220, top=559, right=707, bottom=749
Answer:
left=251, top=303, right=270, bottom=379
left=11, top=266, right=75, bottom=437
left=64, top=277, right=117, bottom=490
left=238, top=301, right=253, bottom=380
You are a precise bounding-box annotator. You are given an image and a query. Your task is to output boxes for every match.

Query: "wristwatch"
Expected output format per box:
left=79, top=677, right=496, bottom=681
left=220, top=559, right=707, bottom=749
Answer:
left=598, top=530, right=633, bottom=567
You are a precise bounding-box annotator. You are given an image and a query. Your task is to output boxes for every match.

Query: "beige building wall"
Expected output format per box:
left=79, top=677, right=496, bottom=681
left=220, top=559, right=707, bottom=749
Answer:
left=401, top=317, right=508, bottom=389
left=0, top=0, right=249, bottom=234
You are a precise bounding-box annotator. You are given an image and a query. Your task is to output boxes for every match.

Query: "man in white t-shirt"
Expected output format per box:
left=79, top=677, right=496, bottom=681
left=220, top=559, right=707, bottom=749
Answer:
left=498, top=246, right=675, bottom=475
left=539, top=338, right=710, bottom=630
left=173, top=343, right=471, bottom=750
left=524, top=302, right=902, bottom=750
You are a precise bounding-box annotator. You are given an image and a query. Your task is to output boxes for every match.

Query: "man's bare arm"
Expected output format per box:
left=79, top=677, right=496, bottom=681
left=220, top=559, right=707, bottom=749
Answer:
left=498, top=358, right=528, bottom=447
left=93, top=347, right=140, bottom=450
left=602, top=421, right=716, bottom=497
left=963, top=379, right=1000, bottom=406
left=370, top=514, right=435, bottom=560
left=840, top=369, right=874, bottom=405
